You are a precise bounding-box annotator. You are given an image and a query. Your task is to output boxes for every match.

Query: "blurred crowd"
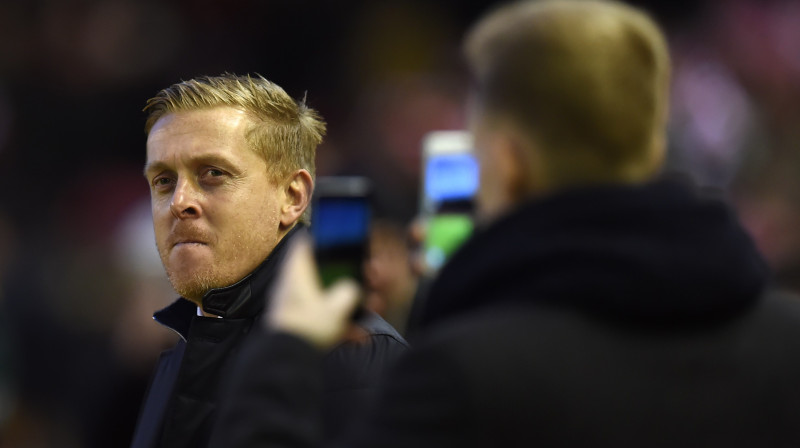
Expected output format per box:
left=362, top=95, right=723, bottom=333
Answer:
left=0, top=0, right=798, bottom=446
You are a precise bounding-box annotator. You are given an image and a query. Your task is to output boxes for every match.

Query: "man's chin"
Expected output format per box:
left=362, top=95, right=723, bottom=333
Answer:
left=174, top=285, right=209, bottom=304
left=168, top=273, right=223, bottom=305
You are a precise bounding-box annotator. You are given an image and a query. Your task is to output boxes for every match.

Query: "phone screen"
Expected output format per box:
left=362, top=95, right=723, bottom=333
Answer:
left=424, top=153, right=480, bottom=204
left=423, top=151, right=479, bottom=271
left=311, top=178, right=371, bottom=288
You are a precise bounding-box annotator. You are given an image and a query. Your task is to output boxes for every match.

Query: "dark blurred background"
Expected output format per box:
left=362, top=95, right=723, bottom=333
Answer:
left=0, top=0, right=798, bottom=446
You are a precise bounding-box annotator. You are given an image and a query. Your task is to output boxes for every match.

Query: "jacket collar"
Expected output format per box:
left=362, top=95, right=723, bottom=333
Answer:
left=154, top=224, right=304, bottom=339
left=419, top=178, right=769, bottom=329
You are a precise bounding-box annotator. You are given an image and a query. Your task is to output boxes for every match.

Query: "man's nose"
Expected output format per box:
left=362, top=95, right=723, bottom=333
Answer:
left=170, top=178, right=202, bottom=219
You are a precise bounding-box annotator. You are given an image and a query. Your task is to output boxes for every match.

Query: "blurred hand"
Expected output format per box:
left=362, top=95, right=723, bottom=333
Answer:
left=408, top=217, right=428, bottom=277
left=267, top=233, right=360, bottom=350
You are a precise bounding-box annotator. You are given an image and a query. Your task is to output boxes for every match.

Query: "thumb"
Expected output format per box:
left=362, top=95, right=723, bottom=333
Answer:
left=324, top=278, right=361, bottom=319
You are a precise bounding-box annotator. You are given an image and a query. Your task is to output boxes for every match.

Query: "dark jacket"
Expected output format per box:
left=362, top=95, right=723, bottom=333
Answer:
left=129, top=226, right=408, bottom=448
left=213, top=179, right=800, bottom=447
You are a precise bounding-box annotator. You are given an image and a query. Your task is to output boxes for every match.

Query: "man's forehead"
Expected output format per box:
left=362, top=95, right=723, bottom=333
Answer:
left=145, top=107, right=255, bottom=169
left=148, top=107, right=251, bottom=146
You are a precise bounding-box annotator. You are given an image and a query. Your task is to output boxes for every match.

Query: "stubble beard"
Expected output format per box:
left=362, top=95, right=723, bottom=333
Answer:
left=158, top=247, right=220, bottom=303
left=166, top=267, right=218, bottom=303
left=158, top=231, right=278, bottom=304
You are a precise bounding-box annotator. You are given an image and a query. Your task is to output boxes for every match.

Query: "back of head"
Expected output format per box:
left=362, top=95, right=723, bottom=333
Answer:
left=465, top=0, right=670, bottom=185
left=144, top=73, right=325, bottom=183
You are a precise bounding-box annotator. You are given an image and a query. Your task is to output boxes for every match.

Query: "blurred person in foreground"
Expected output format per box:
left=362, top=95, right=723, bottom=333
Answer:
left=130, top=74, right=408, bottom=448
left=213, top=1, right=800, bottom=447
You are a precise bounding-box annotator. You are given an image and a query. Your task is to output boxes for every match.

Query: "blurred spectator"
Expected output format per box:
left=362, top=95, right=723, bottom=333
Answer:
left=363, top=221, right=418, bottom=335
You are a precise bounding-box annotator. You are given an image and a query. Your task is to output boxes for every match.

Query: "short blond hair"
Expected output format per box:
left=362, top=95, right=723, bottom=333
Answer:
left=465, top=0, right=670, bottom=181
left=144, top=73, right=325, bottom=182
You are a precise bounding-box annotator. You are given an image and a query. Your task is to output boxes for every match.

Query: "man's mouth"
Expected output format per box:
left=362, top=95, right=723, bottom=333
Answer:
left=168, top=227, right=212, bottom=249
left=170, top=235, right=208, bottom=249
left=171, top=239, right=208, bottom=248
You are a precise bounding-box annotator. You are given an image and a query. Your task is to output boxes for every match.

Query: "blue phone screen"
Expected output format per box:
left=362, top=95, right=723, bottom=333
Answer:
left=425, top=153, right=479, bottom=202
left=312, top=197, right=370, bottom=250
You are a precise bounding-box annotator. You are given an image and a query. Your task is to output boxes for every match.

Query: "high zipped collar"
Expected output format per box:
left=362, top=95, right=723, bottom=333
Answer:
left=153, top=224, right=303, bottom=340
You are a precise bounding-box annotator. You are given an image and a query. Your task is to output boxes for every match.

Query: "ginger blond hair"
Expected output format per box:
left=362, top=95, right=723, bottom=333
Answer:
left=465, top=0, right=670, bottom=184
left=144, top=73, right=325, bottom=182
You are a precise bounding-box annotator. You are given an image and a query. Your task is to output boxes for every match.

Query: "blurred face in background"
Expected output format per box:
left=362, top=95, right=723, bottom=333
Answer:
left=145, top=107, right=285, bottom=303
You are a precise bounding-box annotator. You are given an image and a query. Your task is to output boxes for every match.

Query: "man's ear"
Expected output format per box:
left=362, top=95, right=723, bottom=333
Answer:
left=493, top=127, right=536, bottom=206
left=496, top=135, right=523, bottom=201
left=503, top=122, right=547, bottom=200
left=280, top=169, right=314, bottom=228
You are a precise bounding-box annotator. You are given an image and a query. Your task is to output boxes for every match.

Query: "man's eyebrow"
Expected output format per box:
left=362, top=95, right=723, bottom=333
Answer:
left=143, top=161, right=170, bottom=178
left=193, top=154, right=238, bottom=170
left=142, top=154, right=241, bottom=178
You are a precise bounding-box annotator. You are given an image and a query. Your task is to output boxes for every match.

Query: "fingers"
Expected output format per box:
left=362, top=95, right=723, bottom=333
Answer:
left=326, top=278, right=360, bottom=318
left=285, top=233, right=321, bottom=290
left=408, top=217, right=428, bottom=277
left=271, top=233, right=321, bottom=307
left=266, top=232, right=361, bottom=350
left=408, top=217, right=426, bottom=247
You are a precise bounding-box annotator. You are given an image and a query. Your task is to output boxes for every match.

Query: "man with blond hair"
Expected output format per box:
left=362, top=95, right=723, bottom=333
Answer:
left=212, top=2, right=800, bottom=447
left=130, top=74, right=407, bottom=448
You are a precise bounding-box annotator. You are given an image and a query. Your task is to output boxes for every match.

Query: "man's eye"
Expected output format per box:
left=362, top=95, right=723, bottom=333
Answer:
left=202, top=168, right=226, bottom=181
left=152, top=177, right=173, bottom=188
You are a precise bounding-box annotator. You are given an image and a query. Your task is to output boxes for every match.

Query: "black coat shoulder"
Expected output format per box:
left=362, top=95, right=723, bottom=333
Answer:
left=396, top=290, right=800, bottom=448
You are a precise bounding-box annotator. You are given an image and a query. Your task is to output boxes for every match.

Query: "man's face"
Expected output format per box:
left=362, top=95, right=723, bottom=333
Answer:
left=145, top=107, right=285, bottom=302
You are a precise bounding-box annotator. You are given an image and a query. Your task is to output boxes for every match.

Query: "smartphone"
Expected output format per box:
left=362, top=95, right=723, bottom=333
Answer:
left=311, top=176, right=372, bottom=288
left=419, top=131, right=479, bottom=273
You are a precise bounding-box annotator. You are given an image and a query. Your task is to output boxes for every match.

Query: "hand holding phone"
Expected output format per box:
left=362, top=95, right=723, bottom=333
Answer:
left=267, top=232, right=360, bottom=349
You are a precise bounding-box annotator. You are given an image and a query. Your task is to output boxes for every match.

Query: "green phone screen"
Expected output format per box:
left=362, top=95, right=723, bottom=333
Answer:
left=424, top=214, right=474, bottom=271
